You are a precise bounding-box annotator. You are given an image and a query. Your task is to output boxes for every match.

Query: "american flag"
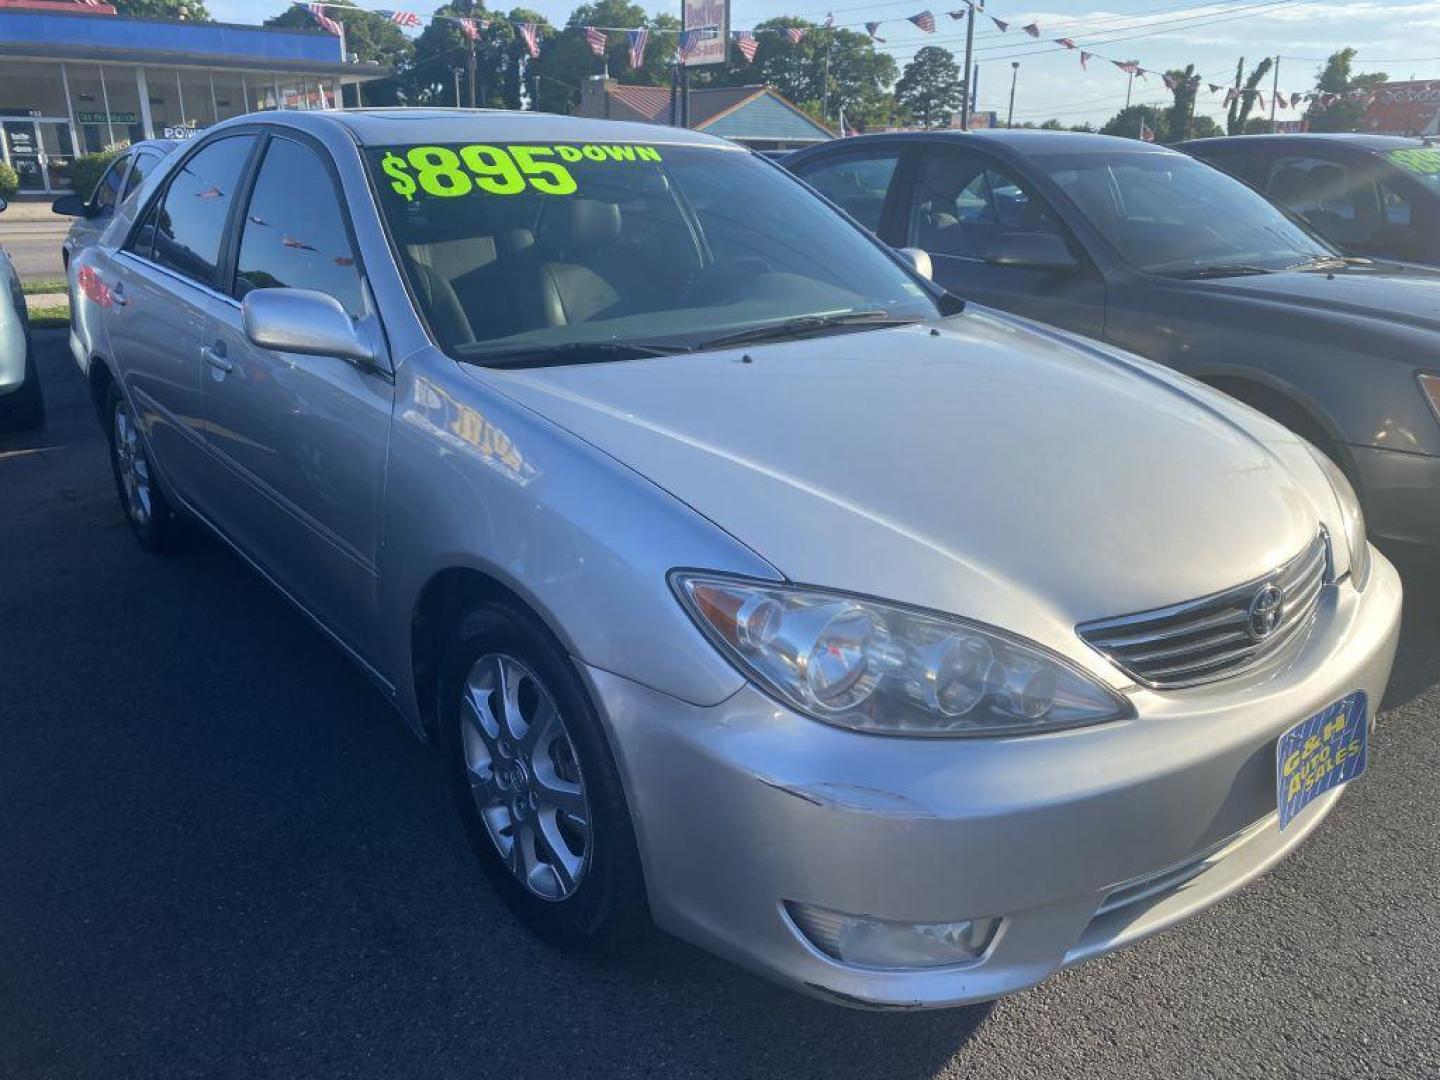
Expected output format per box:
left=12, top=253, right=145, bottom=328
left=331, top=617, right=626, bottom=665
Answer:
left=946, top=9, right=965, bottom=18
left=677, top=29, right=702, bottom=61
left=1162, top=72, right=1176, bottom=90
left=785, top=26, right=807, bottom=43
left=990, top=15, right=1008, bottom=31
left=907, top=10, right=935, bottom=32
left=520, top=21, right=540, bottom=58
left=1080, top=51, right=1092, bottom=70
left=1114, top=59, right=1138, bottom=74
left=733, top=31, right=759, bottom=62
left=377, top=10, right=421, bottom=28
left=1054, top=37, right=1075, bottom=49
left=864, top=20, right=885, bottom=40
left=584, top=26, right=607, bottom=56
left=1207, top=82, right=1223, bottom=94
left=1021, top=22, right=1039, bottom=37
left=627, top=27, right=649, bottom=68
left=307, top=3, right=342, bottom=36
left=455, top=17, right=480, bottom=40
left=1138, top=118, right=1155, bottom=142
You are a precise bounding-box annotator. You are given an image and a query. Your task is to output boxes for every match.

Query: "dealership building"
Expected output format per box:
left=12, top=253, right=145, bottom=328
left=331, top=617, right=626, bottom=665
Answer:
left=0, top=0, right=389, bottom=195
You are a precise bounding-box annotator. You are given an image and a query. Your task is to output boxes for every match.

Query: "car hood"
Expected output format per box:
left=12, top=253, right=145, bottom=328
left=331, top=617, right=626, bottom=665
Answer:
left=1189, top=263, right=1440, bottom=332
left=472, top=311, right=1338, bottom=677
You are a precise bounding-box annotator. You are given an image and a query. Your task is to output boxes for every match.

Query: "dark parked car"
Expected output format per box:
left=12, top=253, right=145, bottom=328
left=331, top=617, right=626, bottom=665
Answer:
left=785, top=130, right=1440, bottom=551
left=1180, top=134, right=1440, bottom=265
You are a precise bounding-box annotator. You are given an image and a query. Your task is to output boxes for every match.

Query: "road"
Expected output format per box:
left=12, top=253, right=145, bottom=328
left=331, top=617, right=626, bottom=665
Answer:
left=2, top=332, right=1438, bottom=1080
left=0, top=218, right=68, bottom=281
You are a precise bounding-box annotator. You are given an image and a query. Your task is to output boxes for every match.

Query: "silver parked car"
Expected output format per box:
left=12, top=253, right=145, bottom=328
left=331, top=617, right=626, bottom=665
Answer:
left=69, top=110, right=1401, bottom=1010
left=53, top=139, right=178, bottom=272
left=0, top=194, right=43, bottom=432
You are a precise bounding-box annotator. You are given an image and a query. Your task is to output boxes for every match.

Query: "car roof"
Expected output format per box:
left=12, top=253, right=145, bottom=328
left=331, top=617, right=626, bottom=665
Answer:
left=1178, top=133, right=1434, bottom=154
left=243, top=107, right=742, bottom=150
left=793, top=128, right=1185, bottom=156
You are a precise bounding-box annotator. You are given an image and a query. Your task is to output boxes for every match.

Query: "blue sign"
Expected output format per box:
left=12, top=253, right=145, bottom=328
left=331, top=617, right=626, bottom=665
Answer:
left=1276, top=691, right=1368, bottom=830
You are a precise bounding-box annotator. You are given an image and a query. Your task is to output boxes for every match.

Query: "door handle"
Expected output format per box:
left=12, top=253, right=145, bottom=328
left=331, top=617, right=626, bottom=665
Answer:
left=110, top=281, right=127, bottom=307
left=201, top=344, right=233, bottom=374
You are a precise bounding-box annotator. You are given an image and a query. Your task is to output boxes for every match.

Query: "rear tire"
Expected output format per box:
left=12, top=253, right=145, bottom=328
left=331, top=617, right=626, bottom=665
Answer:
left=439, top=600, right=650, bottom=951
left=106, top=383, right=180, bottom=553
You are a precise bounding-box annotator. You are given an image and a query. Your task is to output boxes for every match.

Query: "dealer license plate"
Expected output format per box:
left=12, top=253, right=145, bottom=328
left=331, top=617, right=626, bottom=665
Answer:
left=1276, top=691, right=1368, bottom=830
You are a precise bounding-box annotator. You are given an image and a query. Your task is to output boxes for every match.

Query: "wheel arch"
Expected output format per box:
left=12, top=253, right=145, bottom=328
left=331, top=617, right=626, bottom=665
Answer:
left=409, top=564, right=581, bottom=743
left=86, top=351, right=116, bottom=424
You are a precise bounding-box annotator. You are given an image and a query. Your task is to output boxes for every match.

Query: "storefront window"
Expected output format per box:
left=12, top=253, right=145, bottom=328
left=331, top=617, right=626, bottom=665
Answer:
left=0, top=60, right=70, bottom=119
left=211, top=71, right=249, bottom=123
left=64, top=63, right=130, bottom=153
left=99, top=64, right=145, bottom=146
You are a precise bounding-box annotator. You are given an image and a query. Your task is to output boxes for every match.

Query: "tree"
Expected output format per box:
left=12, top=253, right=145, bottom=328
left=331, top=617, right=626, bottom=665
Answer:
left=264, top=0, right=413, bottom=105
left=895, top=46, right=962, bottom=129
left=1225, top=57, right=1272, bottom=135
left=110, top=0, right=210, bottom=18
left=700, top=20, right=895, bottom=129
left=1164, top=63, right=1199, bottom=142
left=1100, top=104, right=1167, bottom=141
left=1191, top=114, right=1223, bottom=139
left=1306, top=48, right=1387, bottom=133
left=531, top=0, right=676, bottom=116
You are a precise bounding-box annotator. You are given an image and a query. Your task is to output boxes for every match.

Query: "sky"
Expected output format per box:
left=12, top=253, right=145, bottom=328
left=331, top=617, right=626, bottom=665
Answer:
left=210, top=0, right=1440, bottom=128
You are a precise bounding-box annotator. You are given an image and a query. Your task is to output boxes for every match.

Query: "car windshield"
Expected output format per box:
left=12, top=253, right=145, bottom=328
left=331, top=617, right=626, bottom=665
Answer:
left=365, top=140, right=942, bottom=364
left=1387, top=146, right=1440, bottom=195
left=1032, top=149, right=1336, bottom=275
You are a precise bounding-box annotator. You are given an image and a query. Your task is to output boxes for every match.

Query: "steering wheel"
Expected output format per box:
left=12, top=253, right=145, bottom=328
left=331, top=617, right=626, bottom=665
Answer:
left=683, top=257, right=775, bottom=305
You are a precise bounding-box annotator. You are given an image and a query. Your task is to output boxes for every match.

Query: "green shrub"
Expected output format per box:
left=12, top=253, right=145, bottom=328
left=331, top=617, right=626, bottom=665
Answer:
left=68, top=149, right=124, bottom=200
left=0, top=161, right=18, bottom=200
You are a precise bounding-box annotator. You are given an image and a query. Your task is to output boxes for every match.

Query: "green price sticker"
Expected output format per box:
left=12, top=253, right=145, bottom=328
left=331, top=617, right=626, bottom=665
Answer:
left=381, top=143, right=663, bottom=201
left=1388, top=148, right=1440, bottom=176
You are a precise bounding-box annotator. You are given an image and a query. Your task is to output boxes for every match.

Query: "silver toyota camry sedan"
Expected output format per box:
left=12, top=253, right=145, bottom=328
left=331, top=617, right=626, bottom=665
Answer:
left=68, top=109, right=1402, bottom=1010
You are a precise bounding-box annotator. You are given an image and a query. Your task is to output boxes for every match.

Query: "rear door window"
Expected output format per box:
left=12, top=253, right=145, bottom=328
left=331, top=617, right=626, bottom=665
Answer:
left=122, top=150, right=161, bottom=200
left=147, top=135, right=257, bottom=287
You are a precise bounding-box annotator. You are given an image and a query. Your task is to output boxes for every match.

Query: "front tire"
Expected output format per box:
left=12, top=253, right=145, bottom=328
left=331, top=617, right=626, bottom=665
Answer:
left=440, top=601, right=649, bottom=951
left=106, top=384, right=179, bottom=552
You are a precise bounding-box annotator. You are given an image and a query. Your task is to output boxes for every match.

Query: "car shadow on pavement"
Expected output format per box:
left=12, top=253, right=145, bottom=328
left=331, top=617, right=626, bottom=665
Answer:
left=0, top=334, right=993, bottom=1080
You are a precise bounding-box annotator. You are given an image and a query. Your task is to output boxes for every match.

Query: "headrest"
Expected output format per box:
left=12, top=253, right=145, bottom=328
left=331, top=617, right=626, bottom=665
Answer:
left=1303, top=163, right=1348, bottom=202
left=1269, top=165, right=1308, bottom=205
left=540, top=199, right=622, bottom=251
left=919, top=159, right=971, bottom=203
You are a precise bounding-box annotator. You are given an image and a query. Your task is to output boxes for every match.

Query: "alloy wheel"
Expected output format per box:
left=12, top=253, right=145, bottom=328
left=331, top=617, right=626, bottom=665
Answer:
left=459, top=653, right=591, bottom=901
left=113, top=399, right=152, bottom=526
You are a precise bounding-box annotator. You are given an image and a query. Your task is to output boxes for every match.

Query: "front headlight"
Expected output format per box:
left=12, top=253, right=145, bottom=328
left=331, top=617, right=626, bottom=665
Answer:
left=672, top=573, right=1132, bottom=737
left=1306, top=446, right=1370, bottom=591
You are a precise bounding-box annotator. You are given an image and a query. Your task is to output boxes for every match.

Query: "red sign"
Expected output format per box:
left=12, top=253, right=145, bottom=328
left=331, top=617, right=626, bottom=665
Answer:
left=1364, top=81, right=1440, bottom=136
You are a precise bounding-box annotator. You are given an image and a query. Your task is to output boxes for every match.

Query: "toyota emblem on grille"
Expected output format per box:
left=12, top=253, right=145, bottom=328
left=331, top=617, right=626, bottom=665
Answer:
left=1246, top=584, right=1285, bottom=641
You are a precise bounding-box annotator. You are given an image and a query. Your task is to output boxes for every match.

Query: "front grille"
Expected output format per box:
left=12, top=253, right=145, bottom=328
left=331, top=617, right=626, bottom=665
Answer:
left=1078, top=532, right=1330, bottom=689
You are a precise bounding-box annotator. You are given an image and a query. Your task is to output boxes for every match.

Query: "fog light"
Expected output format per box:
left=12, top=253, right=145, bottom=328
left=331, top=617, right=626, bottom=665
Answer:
left=786, top=901, right=999, bottom=970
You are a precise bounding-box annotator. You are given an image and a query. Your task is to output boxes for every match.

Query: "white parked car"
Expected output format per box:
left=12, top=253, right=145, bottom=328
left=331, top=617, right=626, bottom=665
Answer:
left=0, top=194, right=43, bottom=432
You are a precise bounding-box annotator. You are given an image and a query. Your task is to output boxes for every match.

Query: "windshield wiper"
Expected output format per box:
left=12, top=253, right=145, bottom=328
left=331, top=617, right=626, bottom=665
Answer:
left=1165, top=264, right=1275, bottom=280
left=694, top=311, right=923, bottom=351
left=473, top=340, right=690, bottom=369
left=1287, top=255, right=1375, bottom=272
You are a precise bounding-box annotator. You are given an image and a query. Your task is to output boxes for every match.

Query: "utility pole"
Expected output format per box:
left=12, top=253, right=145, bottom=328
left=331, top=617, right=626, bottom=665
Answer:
left=1006, top=61, right=1019, bottom=128
left=1270, top=54, right=1280, bottom=127
left=958, top=0, right=979, bottom=129
left=1125, top=69, right=1134, bottom=109
left=467, top=36, right=477, bottom=108
left=453, top=68, right=462, bottom=107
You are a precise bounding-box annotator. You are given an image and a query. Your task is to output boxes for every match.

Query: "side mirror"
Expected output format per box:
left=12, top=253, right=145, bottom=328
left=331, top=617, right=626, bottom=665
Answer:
left=52, top=194, right=89, bottom=218
left=896, top=246, right=933, bottom=281
left=984, top=232, right=1079, bottom=272
left=242, top=288, right=376, bottom=365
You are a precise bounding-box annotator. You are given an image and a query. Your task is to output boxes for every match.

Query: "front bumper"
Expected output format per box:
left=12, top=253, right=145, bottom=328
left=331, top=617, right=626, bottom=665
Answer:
left=584, top=550, right=1402, bottom=1009
left=1350, top=444, right=1440, bottom=550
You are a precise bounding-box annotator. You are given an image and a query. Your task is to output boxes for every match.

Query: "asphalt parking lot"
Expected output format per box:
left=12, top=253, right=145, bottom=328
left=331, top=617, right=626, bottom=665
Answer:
left=2, top=331, right=1438, bottom=1080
